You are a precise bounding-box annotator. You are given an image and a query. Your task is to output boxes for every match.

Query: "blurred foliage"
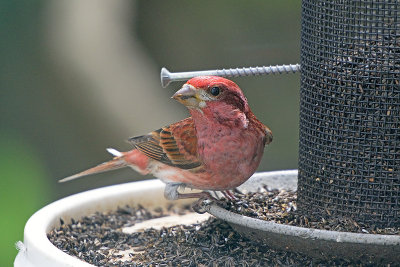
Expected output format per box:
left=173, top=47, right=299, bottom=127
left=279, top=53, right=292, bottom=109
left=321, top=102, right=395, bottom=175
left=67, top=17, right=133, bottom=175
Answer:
left=0, top=131, right=50, bottom=266
left=1, top=0, right=300, bottom=264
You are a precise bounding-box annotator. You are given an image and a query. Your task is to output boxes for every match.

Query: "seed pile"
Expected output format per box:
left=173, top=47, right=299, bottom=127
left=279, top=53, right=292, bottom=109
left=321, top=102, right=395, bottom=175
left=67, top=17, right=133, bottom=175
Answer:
left=223, top=188, right=400, bottom=235
left=48, top=205, right=162, bottom=266
left=48, top=201, right=367, bottom=267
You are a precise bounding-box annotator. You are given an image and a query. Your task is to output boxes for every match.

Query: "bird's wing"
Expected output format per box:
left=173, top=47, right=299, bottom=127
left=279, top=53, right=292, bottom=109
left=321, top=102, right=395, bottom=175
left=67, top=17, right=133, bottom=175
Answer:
left=128, top=118, right=202, bottom=170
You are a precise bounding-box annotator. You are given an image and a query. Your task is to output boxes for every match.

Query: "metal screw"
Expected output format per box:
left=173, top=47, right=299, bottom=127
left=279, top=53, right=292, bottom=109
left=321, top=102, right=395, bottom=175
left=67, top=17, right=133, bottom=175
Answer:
left=160, top=64, right=300, bottom=87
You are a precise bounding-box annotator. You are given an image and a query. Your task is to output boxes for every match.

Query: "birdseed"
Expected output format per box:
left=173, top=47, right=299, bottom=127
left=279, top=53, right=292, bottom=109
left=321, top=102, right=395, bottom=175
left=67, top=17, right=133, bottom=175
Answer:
left=48, top=188, right=398, bottom=266
left=222, top=188, right=400, bottom=235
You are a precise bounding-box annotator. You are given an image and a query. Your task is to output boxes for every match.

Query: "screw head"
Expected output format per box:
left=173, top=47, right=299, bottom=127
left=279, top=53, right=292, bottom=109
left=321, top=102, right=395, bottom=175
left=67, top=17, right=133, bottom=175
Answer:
left=160, top=67, right=171, bottom=88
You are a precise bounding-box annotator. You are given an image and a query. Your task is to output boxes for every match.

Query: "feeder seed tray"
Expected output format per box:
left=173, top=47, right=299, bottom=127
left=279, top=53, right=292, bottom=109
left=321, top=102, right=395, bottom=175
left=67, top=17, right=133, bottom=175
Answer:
left=207, top=170, right=400, bottom=264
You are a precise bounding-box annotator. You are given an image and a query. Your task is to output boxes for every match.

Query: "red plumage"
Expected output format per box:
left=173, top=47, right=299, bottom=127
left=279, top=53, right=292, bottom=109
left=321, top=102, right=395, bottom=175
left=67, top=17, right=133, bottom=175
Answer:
left=60, top=76, right=272, bottom=200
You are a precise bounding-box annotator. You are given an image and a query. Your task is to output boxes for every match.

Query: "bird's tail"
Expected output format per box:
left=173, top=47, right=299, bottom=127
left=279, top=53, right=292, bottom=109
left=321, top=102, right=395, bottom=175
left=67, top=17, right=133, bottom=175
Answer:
left=58, top=148, right=128, bottom=183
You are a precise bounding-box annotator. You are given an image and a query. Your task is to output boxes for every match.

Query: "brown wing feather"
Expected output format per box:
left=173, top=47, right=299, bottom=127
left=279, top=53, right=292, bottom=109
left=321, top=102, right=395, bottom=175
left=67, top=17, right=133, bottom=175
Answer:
left=128, top=118, right=202, bottom=170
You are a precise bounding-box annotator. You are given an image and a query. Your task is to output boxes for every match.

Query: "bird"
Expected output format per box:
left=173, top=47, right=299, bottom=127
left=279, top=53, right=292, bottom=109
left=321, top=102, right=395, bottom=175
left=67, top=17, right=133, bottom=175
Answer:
left=59, top=76, right=273, bottom=201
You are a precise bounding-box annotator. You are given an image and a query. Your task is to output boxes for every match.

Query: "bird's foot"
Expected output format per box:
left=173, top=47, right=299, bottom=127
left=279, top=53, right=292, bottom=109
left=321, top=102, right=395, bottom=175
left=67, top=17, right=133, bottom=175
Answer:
left=177, top=190, right=214, bottom=200
left=221, top=190, right=239, bottom=201
left=175, top=191, right=215, bottom=214
left=164, top=184, right=216, bottom=213
left=190, top=195, right=215, bottom=214
left=164, top=183, right=183, bottom=200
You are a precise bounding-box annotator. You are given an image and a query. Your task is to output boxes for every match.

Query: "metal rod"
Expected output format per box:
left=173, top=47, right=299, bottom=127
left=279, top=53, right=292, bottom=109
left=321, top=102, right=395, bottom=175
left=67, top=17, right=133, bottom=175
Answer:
left=160, top=64, right=300, bottom=87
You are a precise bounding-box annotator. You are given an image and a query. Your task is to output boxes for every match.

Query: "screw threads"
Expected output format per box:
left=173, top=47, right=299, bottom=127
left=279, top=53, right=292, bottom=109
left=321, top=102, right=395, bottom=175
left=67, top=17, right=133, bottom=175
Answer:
left=161, top=64, right=300, bottom=87
left=217, top=64, right=300, bottom=78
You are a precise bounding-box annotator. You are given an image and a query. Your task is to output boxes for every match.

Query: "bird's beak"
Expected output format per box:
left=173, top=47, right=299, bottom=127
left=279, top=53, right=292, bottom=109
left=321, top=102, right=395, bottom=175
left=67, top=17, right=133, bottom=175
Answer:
left=172, top=84, right=200, bottom=108
left=265, top=126, right=273, bottom=145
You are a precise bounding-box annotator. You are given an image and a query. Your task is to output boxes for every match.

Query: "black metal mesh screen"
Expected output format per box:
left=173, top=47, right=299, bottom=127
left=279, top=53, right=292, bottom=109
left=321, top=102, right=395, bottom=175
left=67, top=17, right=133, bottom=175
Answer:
left=298, top=0, right=400, bottom=226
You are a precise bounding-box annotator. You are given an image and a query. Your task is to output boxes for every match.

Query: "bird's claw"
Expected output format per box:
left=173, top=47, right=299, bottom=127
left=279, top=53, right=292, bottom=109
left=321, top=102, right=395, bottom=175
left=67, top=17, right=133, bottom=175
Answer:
left=191, top=197, right=214, bottom=214
left=221, top=190, right=240, bottom=202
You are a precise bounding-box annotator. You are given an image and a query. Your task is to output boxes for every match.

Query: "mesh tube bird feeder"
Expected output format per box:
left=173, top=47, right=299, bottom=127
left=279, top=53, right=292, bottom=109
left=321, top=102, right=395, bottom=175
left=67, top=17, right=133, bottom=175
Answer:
left=298, top=0, right=400, bottom=226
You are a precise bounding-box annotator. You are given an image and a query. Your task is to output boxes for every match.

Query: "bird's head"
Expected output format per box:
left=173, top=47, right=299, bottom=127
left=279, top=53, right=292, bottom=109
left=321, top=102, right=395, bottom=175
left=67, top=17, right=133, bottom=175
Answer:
left=172, top=76, right=249, bottom=113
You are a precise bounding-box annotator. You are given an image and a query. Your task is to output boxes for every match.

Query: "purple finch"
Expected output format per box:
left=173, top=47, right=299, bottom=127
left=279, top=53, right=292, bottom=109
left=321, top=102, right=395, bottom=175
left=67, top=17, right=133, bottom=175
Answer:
left=60, top=76, right=272, bottom=200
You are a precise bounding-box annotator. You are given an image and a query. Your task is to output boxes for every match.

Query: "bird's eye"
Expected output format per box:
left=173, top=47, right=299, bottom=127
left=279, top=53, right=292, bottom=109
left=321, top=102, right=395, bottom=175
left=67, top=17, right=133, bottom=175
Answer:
left=210, top=86, right=220, bottom=96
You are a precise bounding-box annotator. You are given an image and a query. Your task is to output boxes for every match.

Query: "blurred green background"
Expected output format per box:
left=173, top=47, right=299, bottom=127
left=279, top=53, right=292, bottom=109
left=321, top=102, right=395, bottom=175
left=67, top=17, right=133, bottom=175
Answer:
left=1, top=1, right=300, bottom=265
